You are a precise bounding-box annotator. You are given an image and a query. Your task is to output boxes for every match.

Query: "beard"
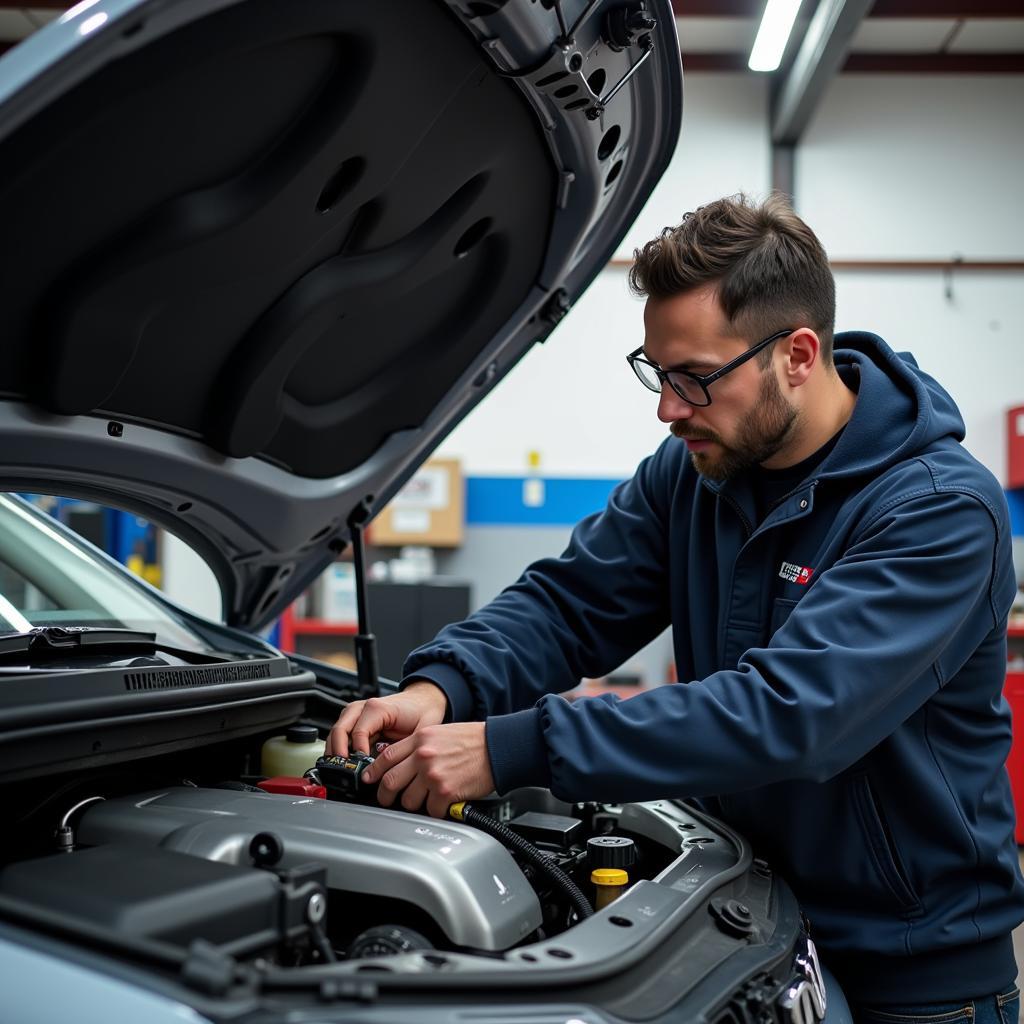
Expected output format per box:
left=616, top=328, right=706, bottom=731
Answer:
left=671, top=369, right=798, bottom=482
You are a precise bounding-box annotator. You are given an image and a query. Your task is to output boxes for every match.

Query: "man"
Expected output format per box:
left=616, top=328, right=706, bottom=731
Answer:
left=327, top=195, right=1024, bottom=1009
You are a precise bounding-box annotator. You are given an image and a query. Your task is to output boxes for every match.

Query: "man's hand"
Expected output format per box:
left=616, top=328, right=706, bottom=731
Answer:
left=326, top=682, right=447, bottom=757
left=362, top=722, right=495, bottom=819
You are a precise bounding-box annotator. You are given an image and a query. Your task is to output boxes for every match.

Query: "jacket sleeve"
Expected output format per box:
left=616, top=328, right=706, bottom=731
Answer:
left=485, top=488, right=1011, bottom=801
left=400, top=440, right=678, bottom=727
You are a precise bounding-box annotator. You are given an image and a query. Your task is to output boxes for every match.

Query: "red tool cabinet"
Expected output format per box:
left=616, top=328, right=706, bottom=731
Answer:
left=1006, top=623, right=1024, bottom=843
left=1009, top=406, right=1024, bottom=489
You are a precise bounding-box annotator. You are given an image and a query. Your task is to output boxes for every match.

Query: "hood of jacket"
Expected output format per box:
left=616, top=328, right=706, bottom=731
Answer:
left=819, top=330, right=967, bottom=481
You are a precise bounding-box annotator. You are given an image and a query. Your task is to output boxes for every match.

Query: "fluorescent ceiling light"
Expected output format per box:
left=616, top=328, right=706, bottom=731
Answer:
left=749, top=0, right=803, bottom=72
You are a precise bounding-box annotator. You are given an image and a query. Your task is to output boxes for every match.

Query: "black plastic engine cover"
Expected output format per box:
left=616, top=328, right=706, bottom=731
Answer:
left=0, top=844, right=282, bottom=955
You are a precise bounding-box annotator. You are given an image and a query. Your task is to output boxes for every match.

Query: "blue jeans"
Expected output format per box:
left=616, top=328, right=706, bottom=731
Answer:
left=852, top=988, right=1019, bottom=1024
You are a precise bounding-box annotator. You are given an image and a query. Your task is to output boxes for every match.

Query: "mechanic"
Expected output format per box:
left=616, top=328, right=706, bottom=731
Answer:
left=327, top=194, right=1024, bottom=1011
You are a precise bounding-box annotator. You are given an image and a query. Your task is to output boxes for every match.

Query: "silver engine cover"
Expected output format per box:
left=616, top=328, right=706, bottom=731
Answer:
left=78, top=788, right=542, bottom=951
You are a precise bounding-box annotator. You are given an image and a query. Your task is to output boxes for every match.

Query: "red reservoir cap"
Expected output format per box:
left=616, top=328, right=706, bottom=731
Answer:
left=258, top=776, right=326, bottom=799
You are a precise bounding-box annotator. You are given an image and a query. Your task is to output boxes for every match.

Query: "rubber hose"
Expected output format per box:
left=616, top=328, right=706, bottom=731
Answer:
left=459, top=805, right=593, bottom=920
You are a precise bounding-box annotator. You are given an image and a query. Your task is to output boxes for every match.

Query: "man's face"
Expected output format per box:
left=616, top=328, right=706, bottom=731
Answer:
left=641, top=286, right=798, bottom=482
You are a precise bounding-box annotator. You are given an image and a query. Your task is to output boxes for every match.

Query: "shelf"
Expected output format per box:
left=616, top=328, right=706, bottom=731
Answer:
left=277, top=605, right=358, bottom=651
left=291, top=619, right=358, bottom=636
left=1009, top=624, right=1024, bottom=639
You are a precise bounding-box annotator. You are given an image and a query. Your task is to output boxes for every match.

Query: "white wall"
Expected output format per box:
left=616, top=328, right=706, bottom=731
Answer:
left=798, top=76, right=1024, bottom=260
left=833, top=270, right=1022, bottom=480
left=617, top=73, right=770, bottom=258
left=438, top=71, right=1024, bottom=485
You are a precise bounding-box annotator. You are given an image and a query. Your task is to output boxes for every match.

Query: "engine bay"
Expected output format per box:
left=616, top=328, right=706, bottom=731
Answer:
left=0, top=731, right=749, bottom=971
left=0, top=725, right=820, bottom=1023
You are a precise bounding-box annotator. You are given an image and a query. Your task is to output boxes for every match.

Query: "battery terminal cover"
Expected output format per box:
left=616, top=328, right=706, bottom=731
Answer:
left=507, top=811, right=583, bottom=849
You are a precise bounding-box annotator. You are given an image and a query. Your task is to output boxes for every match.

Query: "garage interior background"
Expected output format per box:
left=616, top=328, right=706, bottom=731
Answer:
left=3, top=1, right=1022, bottom=689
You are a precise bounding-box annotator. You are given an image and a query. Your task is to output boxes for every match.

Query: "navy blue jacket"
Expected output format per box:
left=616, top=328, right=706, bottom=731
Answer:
left=403, top=332, right=1024, bottom=1000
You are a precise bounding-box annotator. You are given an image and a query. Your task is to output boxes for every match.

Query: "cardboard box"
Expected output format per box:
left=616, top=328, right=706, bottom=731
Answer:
left=318, top=561, right=358, bottom=623
left=370, top=459, right=463, bottom=547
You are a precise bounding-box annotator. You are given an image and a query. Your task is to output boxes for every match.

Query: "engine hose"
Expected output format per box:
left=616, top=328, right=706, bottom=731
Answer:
left=449, top=803, right=593, bottom=920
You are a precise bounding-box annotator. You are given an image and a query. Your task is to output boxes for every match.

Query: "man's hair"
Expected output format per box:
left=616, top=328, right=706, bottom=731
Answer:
left=628, top=193, right=836, bottom=368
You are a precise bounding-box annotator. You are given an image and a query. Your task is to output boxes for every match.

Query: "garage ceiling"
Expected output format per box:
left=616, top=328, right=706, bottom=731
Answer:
left=673, top=0, right=1024, bottom=73
left=2, top=2, right=1022, bottom=71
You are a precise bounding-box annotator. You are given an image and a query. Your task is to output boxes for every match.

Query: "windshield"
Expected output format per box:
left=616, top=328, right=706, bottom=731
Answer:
left=0, top=494, right=216, bottom=653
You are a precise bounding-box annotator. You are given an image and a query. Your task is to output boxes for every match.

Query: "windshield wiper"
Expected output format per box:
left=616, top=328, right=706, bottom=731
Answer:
left=0, top=626, right=223, bottom=664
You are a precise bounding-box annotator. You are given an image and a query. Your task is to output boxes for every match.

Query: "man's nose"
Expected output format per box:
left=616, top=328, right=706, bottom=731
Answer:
left=657, top=387, right=693, bottom=424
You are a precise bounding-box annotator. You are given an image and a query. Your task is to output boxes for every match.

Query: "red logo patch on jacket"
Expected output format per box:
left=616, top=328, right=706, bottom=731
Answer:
left=779, top=561, right=815, bottom=585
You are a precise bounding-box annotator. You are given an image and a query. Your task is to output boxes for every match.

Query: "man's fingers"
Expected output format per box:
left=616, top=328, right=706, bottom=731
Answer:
left=399, top=776, right=429, bottom=813
left=341, top=699, right=396, bottom=758
left=426, top=789, right=456, bottom=820
left=326, top=700, right=367, bottom=756
left=370, top=736, right=417, bottom=807
left=350, top=719, right=379, bottom=759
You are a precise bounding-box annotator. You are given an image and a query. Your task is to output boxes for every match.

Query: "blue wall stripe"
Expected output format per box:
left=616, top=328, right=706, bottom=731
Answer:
left=1007, top=488, right=1024, bottom=536
left=467, top=476, right=1024, bottom=535
left=466, top=476, right=622, bottom=526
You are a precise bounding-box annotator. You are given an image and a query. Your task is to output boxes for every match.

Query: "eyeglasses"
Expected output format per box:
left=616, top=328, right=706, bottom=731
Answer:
left=626, top=328, right=794, bottom=407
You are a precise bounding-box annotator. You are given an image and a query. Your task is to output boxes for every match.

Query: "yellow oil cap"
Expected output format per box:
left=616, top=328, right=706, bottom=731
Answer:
left=591, top=868, right=629, bottom=887
left=591, top=868, right=629, bottom=910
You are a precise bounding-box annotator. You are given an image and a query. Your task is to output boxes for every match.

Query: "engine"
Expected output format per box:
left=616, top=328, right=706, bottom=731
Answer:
left=77, top=786, right=544, bottom=952
left=0, top=748, right=824, bottom=1022
left=0, top=778, right=683, bottom=971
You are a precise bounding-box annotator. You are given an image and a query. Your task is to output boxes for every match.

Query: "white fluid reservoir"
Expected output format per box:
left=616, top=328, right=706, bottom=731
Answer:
left=261, top=724, right=325, bottom=777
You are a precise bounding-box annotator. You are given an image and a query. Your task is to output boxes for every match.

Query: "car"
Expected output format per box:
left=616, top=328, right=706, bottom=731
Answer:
left=0, top=1, right=838, bottom=1021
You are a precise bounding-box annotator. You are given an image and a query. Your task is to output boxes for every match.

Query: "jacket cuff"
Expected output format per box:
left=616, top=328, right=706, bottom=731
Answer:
left=399, top=663, right=475, bottom=723
left=486, top=708, right=551, bottom=794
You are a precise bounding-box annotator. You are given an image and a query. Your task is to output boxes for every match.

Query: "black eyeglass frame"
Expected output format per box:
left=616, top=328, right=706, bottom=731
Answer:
left=626, top=328, right=795, bottom=407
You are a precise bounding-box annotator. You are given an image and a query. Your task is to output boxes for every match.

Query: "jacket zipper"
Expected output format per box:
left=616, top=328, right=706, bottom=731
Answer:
left=750, top=478, right=821, bottom=543
left=714, top=479, right=820, bottom=545
left=769, top=477, right=820, bottom=515
left=718, top=491, right=753, bottom=539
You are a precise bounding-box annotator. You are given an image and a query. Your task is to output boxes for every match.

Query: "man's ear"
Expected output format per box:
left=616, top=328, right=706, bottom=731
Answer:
left=782, top=329, right=820, bottom=388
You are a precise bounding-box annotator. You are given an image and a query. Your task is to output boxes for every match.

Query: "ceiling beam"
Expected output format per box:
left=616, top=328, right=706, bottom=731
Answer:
left=845, top=52, right=1024, bottom=72
left=682, top=51, right=1024, bottom=73
left=679, top=52, right=751, bottom=70
left=772, top=0, right=874, bottom=144
left=674, top=0, right=1024, bottom=16
left=870, top=0, right=1024, bottom=15
left=671, top=0, right=763, bottom=14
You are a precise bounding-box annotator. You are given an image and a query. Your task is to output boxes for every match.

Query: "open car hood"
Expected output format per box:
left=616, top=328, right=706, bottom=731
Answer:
left=0, top=0, right=682, bottom=630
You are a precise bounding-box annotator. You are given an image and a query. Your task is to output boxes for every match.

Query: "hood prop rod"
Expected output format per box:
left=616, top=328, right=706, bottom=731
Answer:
left=346, top=503, right=379, bottom=700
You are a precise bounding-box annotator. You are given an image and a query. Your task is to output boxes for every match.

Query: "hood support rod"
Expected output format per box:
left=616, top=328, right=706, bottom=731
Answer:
left=347, top=503, right=379, bottom=701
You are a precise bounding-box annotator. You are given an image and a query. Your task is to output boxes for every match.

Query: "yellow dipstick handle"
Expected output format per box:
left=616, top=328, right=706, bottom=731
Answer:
left=591, top=868, right=629, bottom=910
left=448, top=802, right=467, bottom=821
